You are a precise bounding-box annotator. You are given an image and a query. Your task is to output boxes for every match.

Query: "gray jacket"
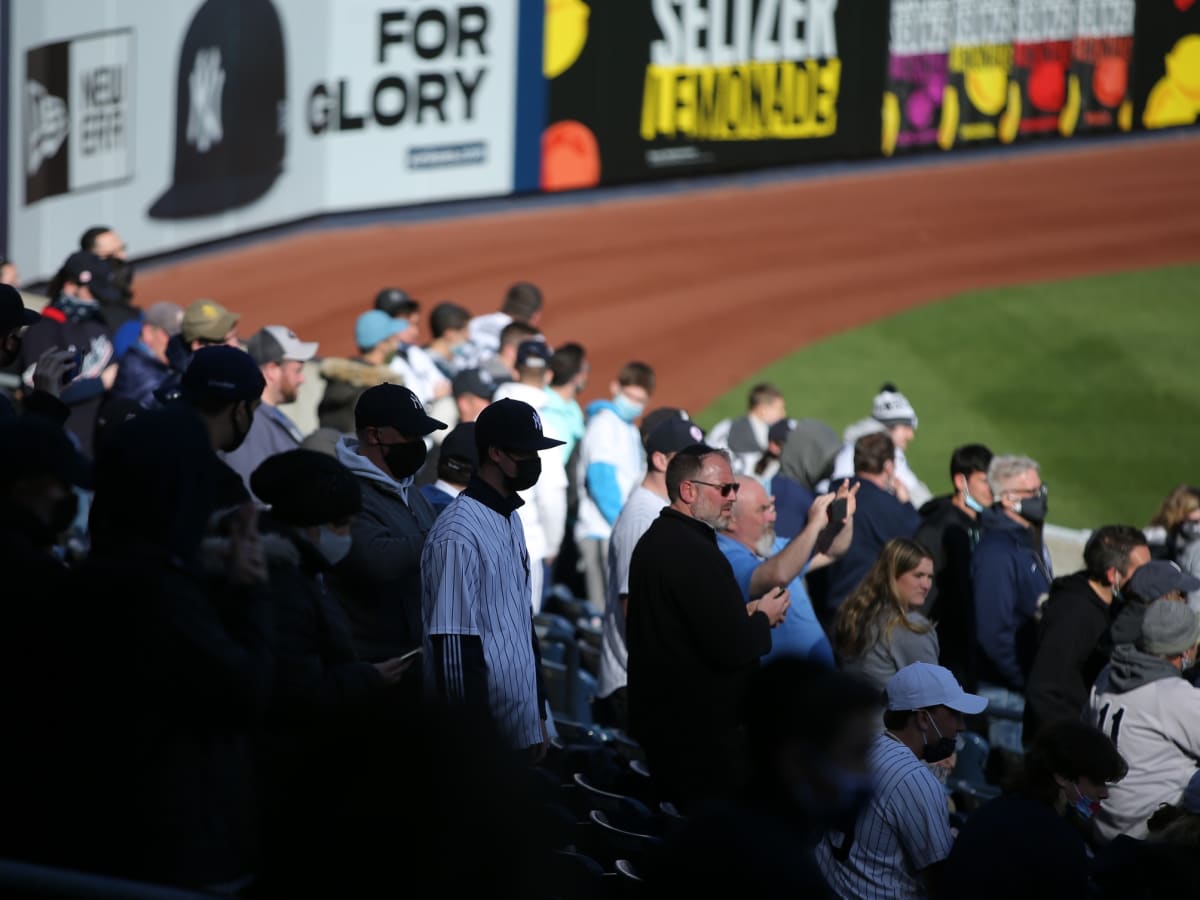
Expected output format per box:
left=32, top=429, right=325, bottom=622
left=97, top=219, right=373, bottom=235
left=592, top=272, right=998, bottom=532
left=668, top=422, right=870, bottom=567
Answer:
left=221, top=403, right=304, bottom=497
left=329, top=437, right=437, bottom=661
left=843, top=612, right=940, bottom=693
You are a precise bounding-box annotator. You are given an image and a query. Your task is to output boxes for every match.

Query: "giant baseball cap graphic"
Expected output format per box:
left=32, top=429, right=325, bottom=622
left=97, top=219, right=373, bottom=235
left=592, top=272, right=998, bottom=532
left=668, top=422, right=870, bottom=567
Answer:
left=149, top=0, right=286, bottom=219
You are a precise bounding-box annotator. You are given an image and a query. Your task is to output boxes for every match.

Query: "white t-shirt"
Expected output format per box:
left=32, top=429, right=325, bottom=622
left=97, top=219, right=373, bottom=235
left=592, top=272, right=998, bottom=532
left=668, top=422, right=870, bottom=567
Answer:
left=817, top=733, right=953, bottom=900
left=598, top=486, right=667, bottom=698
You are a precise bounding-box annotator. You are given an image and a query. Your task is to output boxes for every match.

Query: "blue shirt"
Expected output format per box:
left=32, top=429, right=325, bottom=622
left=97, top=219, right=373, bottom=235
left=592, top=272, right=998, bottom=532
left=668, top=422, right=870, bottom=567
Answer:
left=716, top=533, right=835, bottom=667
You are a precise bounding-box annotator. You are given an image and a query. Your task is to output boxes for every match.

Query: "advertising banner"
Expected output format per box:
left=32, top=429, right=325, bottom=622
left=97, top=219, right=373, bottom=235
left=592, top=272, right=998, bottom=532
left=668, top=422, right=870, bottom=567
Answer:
left=1134, top=0, right=1200, bottom=131
left=8, top=0, right=534, bottom=282
left=1011, top=0, right=1077, bottom=138
left=884, top=0, right=955, bottom=155
left=944, top=0, right=1019, bottom=147
left=1065, top=0, right=1135, bottom=134
left=542, top=1, right=890, bottom=189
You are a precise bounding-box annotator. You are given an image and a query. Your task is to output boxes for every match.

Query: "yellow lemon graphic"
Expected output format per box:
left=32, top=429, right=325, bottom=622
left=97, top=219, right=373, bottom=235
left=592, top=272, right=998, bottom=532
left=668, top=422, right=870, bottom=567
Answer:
left=998, top=80, right=1021, bottom=143
left=1058, top=73, right=1080, bottom=137
left=545, top=0, right=590, bottom=79
left=1118, top=98, right=1132, bottom=132
left=1145, top=35, right=1200, bottom=128
left=964, top=65, right=1009, bottom=116
left=938, top=85, right=959, bottom=151
left=882, top=92, right=900, bottom=157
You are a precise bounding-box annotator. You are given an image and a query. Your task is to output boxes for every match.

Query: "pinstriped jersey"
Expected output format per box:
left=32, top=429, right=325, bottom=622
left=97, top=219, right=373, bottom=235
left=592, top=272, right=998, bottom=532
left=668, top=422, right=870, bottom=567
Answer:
left=421, top=492, right=542, bottom=749
left=816, top=733, right=953, bottom=899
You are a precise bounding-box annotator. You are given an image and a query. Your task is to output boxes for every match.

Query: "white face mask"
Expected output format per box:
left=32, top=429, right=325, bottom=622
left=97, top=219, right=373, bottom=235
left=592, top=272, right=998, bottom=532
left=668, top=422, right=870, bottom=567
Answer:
left=317, top=527, right=353, bottom=566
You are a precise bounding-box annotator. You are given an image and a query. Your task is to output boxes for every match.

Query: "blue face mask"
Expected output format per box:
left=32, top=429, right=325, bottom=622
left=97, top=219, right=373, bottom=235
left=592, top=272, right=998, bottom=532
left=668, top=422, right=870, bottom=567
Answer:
left=1071, top=783, right=1101, bottom=822
left=612, top=392, right=644, bottom=424
left=964, top=492, right=985, bottom=514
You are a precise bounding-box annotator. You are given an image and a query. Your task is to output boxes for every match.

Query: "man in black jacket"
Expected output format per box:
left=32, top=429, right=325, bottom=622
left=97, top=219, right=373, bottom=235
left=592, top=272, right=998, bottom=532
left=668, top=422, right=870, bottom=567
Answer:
left=1023, top=524, right=1149, bottom=743
left=332, top=383, right=445, bottom=660
left=627, top=444, right=789, bottom=812
left=915, top=443, right=993, bottom=685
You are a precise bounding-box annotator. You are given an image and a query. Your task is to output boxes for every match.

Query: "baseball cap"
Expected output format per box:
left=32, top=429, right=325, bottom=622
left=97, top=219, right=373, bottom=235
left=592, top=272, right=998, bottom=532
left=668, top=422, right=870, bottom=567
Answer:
left=143, top=302, right=184, bottom=337
left=886, top=662, right=988, bottom=714
left=182, top=299, right=240, bottom=344
left=1138, top=600, right=1200, bottom=657
left=0, top=283, right=39, bottom=333
left=452, top=367, right=497, bottom=401
left=179, top=345, right=266, bottom=403
left=439, top=422, right=479, bottom=469
left=251, top=450, right=362, bottom=527
left=1128, top=560, right=1200, bottom=602
left=355, top=310, right=407, bottom=351
left=355, top=383, right=446, bottom=436
left=246, top=325, right=319, bottom=366
left=375, top=288, right=417, bottom=317
left=476, top=398, right=565, bottom=453
left=769, top=417, right=797, bottom=446
left=516, top=339, right=553, bottom=369
left=873, top=383, right=918, bottom=429
left=61, top=251, right=120, bottom=303
left=148, top=0, right=286, bottom=219
left=0, top=416, right=91, bottom=489
left=644, top=411, right=705, bottom=455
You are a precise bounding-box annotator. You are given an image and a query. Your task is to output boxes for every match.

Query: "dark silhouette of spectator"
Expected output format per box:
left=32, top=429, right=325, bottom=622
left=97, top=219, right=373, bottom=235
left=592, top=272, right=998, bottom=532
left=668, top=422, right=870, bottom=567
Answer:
left=945, top=721, right=1127, bottom=900
left=651, top=660, right=880, bottom=898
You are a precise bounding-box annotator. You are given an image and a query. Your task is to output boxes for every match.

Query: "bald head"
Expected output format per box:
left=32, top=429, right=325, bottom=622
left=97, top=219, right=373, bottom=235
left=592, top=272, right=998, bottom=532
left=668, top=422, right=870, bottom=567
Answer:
left=726, top=475, right=777, bottom=555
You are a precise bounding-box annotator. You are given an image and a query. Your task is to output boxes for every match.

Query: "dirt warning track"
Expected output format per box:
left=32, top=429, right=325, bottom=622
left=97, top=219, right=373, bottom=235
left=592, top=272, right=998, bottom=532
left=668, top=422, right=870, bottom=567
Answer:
left=137, top=135, right=1200, bottom=414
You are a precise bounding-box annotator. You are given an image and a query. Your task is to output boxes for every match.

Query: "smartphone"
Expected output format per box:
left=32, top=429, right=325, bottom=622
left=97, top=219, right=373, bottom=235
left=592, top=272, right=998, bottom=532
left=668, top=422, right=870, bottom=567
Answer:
left=399, top=646, right=424, bottom=663
left=62, top=347, right=83, bottom=384
left=828, top=498, right=848, bottom=525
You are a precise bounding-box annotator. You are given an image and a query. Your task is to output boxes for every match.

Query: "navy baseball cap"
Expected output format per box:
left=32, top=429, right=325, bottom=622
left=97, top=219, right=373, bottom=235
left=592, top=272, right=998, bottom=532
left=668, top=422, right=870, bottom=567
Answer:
left=375, top=288, right=418, bottom=316
left=769, top=417, right=797, bottom=446
left=0, top=416, right=91, bottom=489
left=179, top=345, right=266, bottom=403
left=476, top=399, right=565, bottom=453
left=355, top=383, right=446, bottom=436
left=61, top=251, right=121, bottom=303
left=1128, top=560, right=1200, bottom=602
left=516, top=339, right=552, bottom=369
left=0, top=283, right=39, bottom=333
left=645, top=413, right=705, bottom=455
left=452, top=367, right=497, bottom=401
left=440, top=422, right=479, bottom=467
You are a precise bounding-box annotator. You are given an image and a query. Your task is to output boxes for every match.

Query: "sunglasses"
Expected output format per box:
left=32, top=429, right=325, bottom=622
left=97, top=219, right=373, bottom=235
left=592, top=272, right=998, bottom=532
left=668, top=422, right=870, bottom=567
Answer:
left=690, top=479, right=739, bottom=497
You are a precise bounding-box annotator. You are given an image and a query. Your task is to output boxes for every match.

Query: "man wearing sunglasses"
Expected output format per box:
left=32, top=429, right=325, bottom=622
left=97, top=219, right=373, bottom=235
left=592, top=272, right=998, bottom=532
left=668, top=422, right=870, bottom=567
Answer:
left=626, top=444, right=790, bottom=813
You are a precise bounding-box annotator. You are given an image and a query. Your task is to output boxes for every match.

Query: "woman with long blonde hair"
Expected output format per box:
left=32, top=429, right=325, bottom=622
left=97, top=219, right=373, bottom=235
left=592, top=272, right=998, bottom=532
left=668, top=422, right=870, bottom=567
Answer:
left=834, top=538, right=939, bottom=691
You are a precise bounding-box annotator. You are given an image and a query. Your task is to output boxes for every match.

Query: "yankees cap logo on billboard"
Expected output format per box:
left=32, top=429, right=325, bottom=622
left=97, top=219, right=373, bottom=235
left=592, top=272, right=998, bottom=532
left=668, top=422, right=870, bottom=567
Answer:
left=148, top=0, right=287, bottom=219
left=24, top=30, right=134, bottom=205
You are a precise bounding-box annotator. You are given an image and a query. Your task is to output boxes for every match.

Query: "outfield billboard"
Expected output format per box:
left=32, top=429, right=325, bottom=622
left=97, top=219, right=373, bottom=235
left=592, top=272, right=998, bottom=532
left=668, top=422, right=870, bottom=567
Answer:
left=542, top=1, right=890, bottom=190
left=9, top=0, right=535, bottom=281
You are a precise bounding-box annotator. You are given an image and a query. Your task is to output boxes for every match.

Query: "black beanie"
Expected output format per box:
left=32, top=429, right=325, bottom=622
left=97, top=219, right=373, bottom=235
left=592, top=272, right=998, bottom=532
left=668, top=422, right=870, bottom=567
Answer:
left=251, top=449, right=362, bottom=526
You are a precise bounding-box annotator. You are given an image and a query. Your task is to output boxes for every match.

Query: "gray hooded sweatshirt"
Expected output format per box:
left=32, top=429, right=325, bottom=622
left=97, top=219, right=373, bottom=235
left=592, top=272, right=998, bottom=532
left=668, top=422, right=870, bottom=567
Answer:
left=1087, top=643, right=1200, bottom=841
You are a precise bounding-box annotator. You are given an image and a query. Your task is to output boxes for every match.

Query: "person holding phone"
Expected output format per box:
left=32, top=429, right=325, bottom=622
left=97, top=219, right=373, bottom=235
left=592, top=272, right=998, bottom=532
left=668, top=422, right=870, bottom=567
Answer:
left=718, top=476, right=858, bottom=668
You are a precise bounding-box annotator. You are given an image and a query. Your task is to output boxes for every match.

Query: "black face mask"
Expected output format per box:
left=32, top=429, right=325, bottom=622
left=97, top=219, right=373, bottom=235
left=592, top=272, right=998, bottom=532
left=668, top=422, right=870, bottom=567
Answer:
left=108, top=258, right=135, bottom=302
left=503, top=454, right=541, bottom=492
left=228, top=403, right=254, bottom=451
left=0, top=331, right=21, bottom=368
left=920, top=712, right=956, bottom=764
left=1016, top=494, right=1047, bottom=525
left=383, top=440, right=427, bottom=479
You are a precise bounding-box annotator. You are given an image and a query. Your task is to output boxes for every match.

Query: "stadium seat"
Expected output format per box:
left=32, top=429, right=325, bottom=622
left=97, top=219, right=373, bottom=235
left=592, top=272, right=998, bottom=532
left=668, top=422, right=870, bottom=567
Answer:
left=576, top=617, right=603, bottom=650
left=535, top=611, right=576, bottom=645
left=577, top=639, right=601, bottom=678
left=947, top=731, right=1000, bottom=804
left=584, top=810, right=664, bottom=870
left=572, top=773, right=654, bottom=821
left=547, top=850, right=607, bottom=900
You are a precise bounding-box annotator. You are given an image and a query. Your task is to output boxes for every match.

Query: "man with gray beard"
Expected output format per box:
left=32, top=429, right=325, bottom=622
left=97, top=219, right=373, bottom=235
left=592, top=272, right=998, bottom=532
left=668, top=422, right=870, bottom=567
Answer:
left=718, top=476, right=857, bottom=667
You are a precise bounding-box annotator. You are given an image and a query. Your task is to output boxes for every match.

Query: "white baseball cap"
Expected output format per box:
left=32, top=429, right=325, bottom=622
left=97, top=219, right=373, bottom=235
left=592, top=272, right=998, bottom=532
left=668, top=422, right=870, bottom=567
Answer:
left=246, top=325, right=319, bottom=365
left=886, top=662, right=987, bottom=715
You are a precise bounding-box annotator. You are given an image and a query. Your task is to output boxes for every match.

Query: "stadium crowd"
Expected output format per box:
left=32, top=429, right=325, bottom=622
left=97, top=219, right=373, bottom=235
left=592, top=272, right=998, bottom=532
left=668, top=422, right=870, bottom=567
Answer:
left=1, top=230, right=1200, bottom=898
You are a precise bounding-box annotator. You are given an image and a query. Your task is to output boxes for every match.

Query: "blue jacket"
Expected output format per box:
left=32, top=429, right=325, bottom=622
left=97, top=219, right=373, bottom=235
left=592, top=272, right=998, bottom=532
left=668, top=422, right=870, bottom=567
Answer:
left=825, top=479, right=921, bottom=612
left=970, top=509, right=1052, bottom=691
left=111, top=343, right=172, bottom=408
left=770, top=474, right=816, bottom=540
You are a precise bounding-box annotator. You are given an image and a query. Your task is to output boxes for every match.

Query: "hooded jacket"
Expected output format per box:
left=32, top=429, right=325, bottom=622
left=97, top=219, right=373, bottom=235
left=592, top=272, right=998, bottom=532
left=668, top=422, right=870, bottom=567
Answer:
left=575, top=400, right=645, bottom=542
left=916, top=495, right=981, bottom=683
left=971, top=509, right=1052, bottom=690
left=771, top=419, right=840, bottom=538
left=111, top=341, right=173, bottom=408
left=331, top=437, right=437, bottom=660
left=1088, top=646, right=1200, bottom=841
left=317, top=357, right=405, bottom=434
left=1024, top=572, right=1115, bottom=741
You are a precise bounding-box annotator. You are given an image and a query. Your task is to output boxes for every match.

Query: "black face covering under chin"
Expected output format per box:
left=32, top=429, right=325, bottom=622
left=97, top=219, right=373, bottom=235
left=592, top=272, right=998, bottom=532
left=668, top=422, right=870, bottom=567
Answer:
left=920, top=712, right=956, bottom=764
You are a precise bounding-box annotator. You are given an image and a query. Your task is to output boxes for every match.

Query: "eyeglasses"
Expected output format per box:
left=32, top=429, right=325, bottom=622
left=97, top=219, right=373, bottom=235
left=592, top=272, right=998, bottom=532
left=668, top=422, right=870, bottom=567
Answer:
left=1008, top=484, right=1048, bottom=499
left=690, top=479, right=739, bottom=497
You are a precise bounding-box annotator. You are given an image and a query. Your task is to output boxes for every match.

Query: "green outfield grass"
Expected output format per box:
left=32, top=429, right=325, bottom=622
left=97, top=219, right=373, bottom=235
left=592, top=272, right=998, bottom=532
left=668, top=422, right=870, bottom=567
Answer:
left=698, top=263, right=1200, bottom=529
